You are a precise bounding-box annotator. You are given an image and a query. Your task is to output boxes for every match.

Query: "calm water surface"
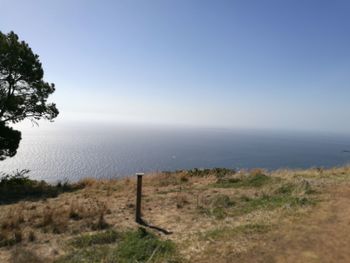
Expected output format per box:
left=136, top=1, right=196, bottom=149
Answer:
left=1, top=123, right=350, bottom=182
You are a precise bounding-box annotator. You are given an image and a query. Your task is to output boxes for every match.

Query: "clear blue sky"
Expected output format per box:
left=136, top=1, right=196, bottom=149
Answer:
left=1, top=0, right=350, bottom=132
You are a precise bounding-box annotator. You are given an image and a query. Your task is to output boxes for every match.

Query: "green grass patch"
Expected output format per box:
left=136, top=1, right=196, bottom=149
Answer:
left=212, top=194, right=236, bottom=208
left=56, top=228, right=180, bottom=263
left=200, top=194, right=313, bottom=218
left=55, top=246, right=114, bottom=263
left=199, top=184, right=315, bottom=219
left=198, top=194, right=236, bottom=219
left=213, top=173, right=272, bottom=188
left=235, top=194, right=313, bottom=215
left=115, top=228, right=178, bottom=263
left=275, top=180, right=314, bottom=195
left=198, top=206, right=228, bottom=220
left=71, top=230, right=119, bottom=248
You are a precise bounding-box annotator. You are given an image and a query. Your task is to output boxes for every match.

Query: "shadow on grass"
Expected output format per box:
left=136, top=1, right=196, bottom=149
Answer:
left=137, top=217, right=173, bottom=235
left=0, top=170, right=84, bottom=205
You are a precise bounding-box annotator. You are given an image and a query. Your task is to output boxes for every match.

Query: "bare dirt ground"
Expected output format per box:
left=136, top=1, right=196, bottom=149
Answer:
left=235, top=183, right=350, bottom=263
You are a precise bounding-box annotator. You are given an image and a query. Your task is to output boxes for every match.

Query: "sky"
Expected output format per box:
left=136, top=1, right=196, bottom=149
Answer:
left=1, top=0, right=350, bottom=133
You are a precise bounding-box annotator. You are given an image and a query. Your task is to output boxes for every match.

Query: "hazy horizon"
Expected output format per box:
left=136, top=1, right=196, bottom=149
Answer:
left=1, top=0, right=350, bottom=133
left=4, top=120, right=350, bottom=181
left=12, top=118, right=350, bottom=138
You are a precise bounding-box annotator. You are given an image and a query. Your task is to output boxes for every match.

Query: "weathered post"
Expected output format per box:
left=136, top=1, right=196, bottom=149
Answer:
left=135, top=173, right=144, bottom=224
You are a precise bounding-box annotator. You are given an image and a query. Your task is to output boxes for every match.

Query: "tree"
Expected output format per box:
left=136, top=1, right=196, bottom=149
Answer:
left=0, top=123, right=21, bottom=160
left=0, top=31, right=58, bottom=160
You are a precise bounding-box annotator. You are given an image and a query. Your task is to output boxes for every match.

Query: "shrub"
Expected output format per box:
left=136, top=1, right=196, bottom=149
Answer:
left=188, top=168, right=211, bottom=177
left=0, top=170, right=84, bottom=204
left=188, top=168, right=235, bottom=178
left=212, top=168, right=236, bottom=178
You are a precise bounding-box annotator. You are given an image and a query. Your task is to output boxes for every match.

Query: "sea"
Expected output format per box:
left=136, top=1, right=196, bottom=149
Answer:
left=1, top=122, right=350, bottom=182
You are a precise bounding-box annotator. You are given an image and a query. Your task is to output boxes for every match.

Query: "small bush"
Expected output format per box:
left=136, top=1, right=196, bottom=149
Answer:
left=188, top=168, right=235, bottom=178
left=212, top=168, right=236, bottom=178
left=180, top=175, right=189, bottom=182
left=0, top=170, right=32, bottom=185
left=0, top=170, right=84, bottom=204
left=188, top=168, right=211, bottom=177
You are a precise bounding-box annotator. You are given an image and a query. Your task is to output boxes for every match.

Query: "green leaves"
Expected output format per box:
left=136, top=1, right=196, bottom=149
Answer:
left=0, top=31, right=59, bottom=124
left=0, top=123, right=21, bottom=160
left=0, top=31, right=58, bottom=160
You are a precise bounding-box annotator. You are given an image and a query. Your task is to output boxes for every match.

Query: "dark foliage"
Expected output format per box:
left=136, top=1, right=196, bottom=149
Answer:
left=0, top=123, right=21, bottom=160
left=0, top=31, right=58, bottom=160
left=188, top=167, right=235, bottom=177
left=0, top=170, right=83, bottom=205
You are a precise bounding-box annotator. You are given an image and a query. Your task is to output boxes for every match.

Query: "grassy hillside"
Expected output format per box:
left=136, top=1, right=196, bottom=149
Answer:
left=1, top=166, right=350, bottom=262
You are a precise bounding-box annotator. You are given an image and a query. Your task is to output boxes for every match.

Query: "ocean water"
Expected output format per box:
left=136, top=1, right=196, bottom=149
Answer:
left=1, top=123, right=350, bottom=182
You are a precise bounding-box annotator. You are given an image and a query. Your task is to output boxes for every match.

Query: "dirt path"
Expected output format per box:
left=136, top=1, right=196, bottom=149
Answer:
left=238, top=184, right=350, bottom=263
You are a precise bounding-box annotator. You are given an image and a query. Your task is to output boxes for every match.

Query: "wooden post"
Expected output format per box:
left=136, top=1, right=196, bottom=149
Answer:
left=135, top=173, right=144, bottom=223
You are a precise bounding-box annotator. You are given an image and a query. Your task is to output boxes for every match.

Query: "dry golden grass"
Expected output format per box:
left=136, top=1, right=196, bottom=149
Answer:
left=10, top=247, right=45, bottom=263
left=1, top=166, right=350, bottom=262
